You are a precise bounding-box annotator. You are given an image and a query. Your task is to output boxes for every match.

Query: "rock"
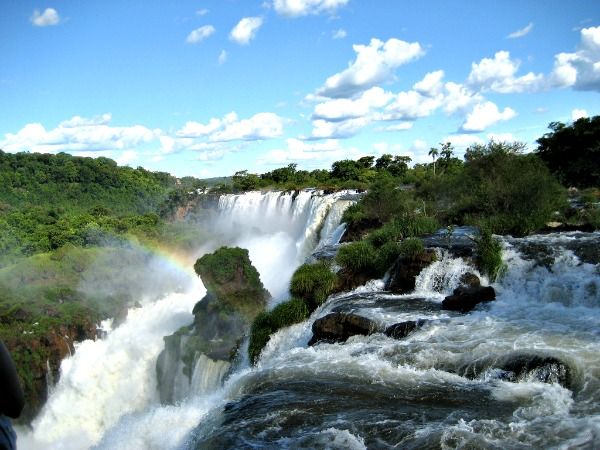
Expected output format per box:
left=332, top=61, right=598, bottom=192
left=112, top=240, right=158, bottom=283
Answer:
left=441, top=286, right=495, bottom=312
left=385, top=249, right=437, bottom=294
left=459, top=272, right=480, bottom=289
left=308, top=313, right=380, bottom=346
left=384, top=320, right=427, bottom=339
left=157, top=246, right=270, bottom=404
left=460, top=352, right=573, bottom=389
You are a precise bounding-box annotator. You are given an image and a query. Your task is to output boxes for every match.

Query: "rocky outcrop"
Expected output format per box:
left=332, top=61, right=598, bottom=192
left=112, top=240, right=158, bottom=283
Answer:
left=308, top=312, right=381, bottom=346
left=460, top=352, right=573, bottom=389
left=157, top=247, right=269, bottom=404
left=384, top=319, right=427, bottom=339
left=441, top=286, right=495, bottom=312
left=385, top=249, right=437, bottom=294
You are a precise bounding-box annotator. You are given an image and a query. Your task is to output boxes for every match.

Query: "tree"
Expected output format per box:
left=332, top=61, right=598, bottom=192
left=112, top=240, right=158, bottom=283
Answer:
left=331, top=159, right=361, bottom=181
left=536, top=116, right=600, bottom=188
left=428, top=148, right=439, bottom=176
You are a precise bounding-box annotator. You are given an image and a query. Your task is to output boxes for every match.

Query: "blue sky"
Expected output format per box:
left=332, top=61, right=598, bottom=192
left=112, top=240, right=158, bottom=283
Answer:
left=1, top=1, right=598, bottom=178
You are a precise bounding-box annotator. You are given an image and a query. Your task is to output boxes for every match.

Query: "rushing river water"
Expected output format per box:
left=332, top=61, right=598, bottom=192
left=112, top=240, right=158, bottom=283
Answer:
left=18, top=191, right=600, bottom=449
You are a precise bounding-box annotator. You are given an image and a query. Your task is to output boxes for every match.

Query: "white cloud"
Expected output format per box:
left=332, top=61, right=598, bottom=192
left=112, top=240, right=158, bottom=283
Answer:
left=443, top=134, right=485, bottom=150
left=310, top=117, right=370, bottom=139
left=332, top=28, right=347, bottom=39
left=467, top=51, right=544, bottom=93
left=218, top=50, right=228, bottom=64
left=443, top=82, right=482, bottom=114
left=273, top=0, right=348, bottom=17
left=196, top=9, right=209, bottom=16
left=551, top=26, right=600, bottom=91
left=186, top=25, right=215, bottom=44
left=230, top=17, right=263, bottom=45
left=413, top=70, right=445, bottom=96
left=1, top=115, right=158, bottom=154
left=312, top=86, right=392, bottom=121
left=382, top=122, right=413, bottom=131
left=115, top=150, right=138, bottom=166
left=316, top=38, right=425, bottom=98
left=211, top=112, right=284, bottom=141
left=571, top=108, right=589, bottom=120
left=384, top=89, right=444, bottom=121
left=31, top=8, right=60, bottom=27
left=175, top=112, right=284, bottom=142
left=507, top=22, right=534, bottom=39
left=461, top=101, right=516, bottom=132
left=259, top=138, right=363, bottom=168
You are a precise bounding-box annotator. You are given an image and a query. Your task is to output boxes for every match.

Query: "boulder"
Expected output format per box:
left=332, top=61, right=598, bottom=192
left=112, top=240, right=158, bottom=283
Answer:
left=441, top=286, right=495, bottom=313
left=459, top=272, right=480, bottom=289
left=385, top=249, right=437, bottom=294
left=384, top=319, right=427, bottom=339
left=157, top=247, right=270, bottom=404
left=308, top=312, right=380, bottom=346
left=460, top=352, right=573, bottom=389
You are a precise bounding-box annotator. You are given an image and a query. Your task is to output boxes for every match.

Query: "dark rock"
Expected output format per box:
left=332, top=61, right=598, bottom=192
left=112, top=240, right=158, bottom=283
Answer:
left=422, top=226, right=478, bottom=258
left=459, top=272, right=480, bottom=289
left=308, top=312, right=381, bottom=346
left=384, top=320, right=427, bottom=339
left=441, top=286, right=495, bottom=312
left=460, top=352, right=573, bottom=389
left=341, top=217, right=382, bottom=243
left=385, top=249, right=437, bottom=294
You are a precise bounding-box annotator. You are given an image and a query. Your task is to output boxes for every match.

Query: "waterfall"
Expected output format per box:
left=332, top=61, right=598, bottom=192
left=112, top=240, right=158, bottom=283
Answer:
left=214, top=189, right=357, bottom=301
left=20, top=190, right=355, bottom=450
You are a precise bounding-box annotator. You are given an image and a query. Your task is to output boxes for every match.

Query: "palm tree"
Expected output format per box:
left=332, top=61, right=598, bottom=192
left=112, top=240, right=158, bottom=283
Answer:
left=428, top=147, right=439, bottom=176
left=440, top=142, right=454, bottom=161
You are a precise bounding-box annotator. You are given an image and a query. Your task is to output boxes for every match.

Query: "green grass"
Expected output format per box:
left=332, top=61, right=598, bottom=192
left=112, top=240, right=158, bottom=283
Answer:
left=290, top=262, right=336, bottom=309
left=475, top=228, right=505, bottom=281
left=398, top=238, right=426, bottom=259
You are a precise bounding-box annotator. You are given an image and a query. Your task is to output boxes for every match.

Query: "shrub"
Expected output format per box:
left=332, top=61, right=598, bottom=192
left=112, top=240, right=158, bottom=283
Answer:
left=476, top=228, right=505, bottom=281
left=366, top=221, right=404, bottom=248
left=336, top=241, right=377, bottom=274
left=248, top=298, right=309, bottom=364
left=398, top=238, right=425, bottom=259
left=373, top=241, right=401, bottom=276
left=290, top=262, right=336, bottom=309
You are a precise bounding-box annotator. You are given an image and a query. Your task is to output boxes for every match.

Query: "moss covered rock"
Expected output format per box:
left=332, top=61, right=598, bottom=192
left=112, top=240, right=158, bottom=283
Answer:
left=157, top=247, right=270, bottom=404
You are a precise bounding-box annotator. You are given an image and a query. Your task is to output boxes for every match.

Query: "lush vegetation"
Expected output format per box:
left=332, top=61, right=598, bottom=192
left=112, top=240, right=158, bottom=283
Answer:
left=193, top=247, right=269, bottom=322
left=248, top=297, right=309, bottom=364
left=474, top=228, right=506, bottom=282
left=536, top=116, right=600, bottom=188
left=290, top=262, right=337, bottom=310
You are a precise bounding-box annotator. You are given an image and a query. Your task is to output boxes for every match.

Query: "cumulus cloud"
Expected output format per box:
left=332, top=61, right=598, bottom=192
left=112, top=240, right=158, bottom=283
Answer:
left=31, top=8, right=60, bottom=27
left=507, top=22, right=534, bottom=39
left=175, top=112, right=284, bottom=142
left=312, top=86, right=392, bottom=121
left=0, top=114, right=158, bottom=154
left=218, top=50, right=228, bottom=64
left=443, top=81, right=482, bottom=114
left=384, top=90, right=444, bottom=121
left=467, top=51, right=544, bottom=93
left=196, top=9, right=209, bottom=16
left=571, top=108, right=589, bottom=120
left=332, top=28, right=347, bottom=39
left=310, top=117, right=370, bottom=139
left=115, top=150, right=138, bottom=166
left=259, top=138, right=362, bottom=168
left=381, top=122, right=413, bottom=131
left=273, top=0, right=348, bottom=17
left=230, top=17, right=263, bottom=45
left=186, top=25, right=215, bottom=44
left=551, top=26, right=600, bottom=91
left=413, top=70, right=445, bottom=96
left=316, top=38, right=425, bottom=98
left=461, top=101, right=516, bottom=132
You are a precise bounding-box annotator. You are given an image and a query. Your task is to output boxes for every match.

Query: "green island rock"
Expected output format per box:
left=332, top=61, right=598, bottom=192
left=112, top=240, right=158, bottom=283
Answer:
left=157, top=246, right=269, bottom=404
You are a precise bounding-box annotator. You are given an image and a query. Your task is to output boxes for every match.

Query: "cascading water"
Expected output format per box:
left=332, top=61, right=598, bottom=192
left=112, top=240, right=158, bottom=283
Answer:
left=19, top=190, right=356, bottom=450
left=18, top=192, right=600, bottom=448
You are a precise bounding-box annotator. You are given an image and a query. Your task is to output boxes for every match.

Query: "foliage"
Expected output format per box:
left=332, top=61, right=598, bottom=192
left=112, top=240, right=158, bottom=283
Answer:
left=290, top=262, right=337, bottom=309
left=336, top=241, right=377, bottom=275
left=446, top=141, right=566, bottom=236
left=373, top=241, right=401, bottom=276
left=398, top=238, right=425, bottom=259
left=475, top=228, right=505, bottom=281
left=194, top=247, right=268, bottom=321
left=536, top=116, right=600, bottom=188
left=248, top=298, right=309, bottom=363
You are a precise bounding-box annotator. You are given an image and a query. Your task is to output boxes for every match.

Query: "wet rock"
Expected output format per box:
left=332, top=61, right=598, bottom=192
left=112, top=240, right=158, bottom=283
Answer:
left=459, top=272, right=480, bottom=289
left=308, top=312, right=381, bottom=346
left=385, top=249, right=437, bottom=294
left=422, top=226, right=478, bottom=258
left=441, top=286, right=495, bottom=312
left=384, top=320, right=427, bottom=339
left=460, top=352, right=573, bottom=389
